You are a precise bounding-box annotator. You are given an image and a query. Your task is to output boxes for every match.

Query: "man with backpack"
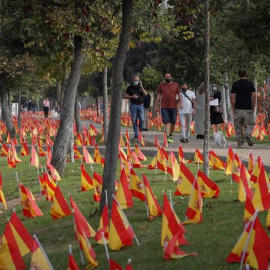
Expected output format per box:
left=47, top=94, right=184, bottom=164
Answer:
left=179, top=81, right=196, bottom=143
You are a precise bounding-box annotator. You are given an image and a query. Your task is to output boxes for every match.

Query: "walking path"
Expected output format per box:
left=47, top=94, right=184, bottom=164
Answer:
left=83, top=120, right=270, bottom=166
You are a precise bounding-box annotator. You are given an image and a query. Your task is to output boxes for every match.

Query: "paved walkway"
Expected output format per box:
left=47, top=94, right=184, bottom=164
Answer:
left=84, top=120, right=270, bottom=166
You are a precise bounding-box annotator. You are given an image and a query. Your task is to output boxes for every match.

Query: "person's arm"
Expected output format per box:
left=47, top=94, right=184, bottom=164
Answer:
left=140, top=81, right=147, bottom=96
left=192, top=97, right=196, bottom=114
left=125, top=88, right=137, bottom=99
left=177, top=93, right=183, bottom=109
left=252, top=92, right=256, bottom=110
left=230, top=93, right=236, bottom=111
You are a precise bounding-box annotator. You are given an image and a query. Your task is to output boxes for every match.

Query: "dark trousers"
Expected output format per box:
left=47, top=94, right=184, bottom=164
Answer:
left=44, top=107, right=49, bottom=118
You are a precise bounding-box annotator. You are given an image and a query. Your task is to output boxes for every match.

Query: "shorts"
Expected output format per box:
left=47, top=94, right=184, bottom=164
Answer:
left=161, top=108, right=177, bottom=124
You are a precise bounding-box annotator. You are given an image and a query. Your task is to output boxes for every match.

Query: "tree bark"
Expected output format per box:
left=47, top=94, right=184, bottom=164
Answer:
left=18, top=89, right=22, bottom=129
left=100, top=0, right=133, bottom=211
left=221, top=85, right=227, bottom=123
left=203, top=0, right=210, bottom=176
left=0, top=74, right=15, bottom=137
left=56, top=82, right=61, bottom=104
left=224, top=73, right=233, bottom=122
left=60, top=70, right=68, bottom=109
left=51, top=36, right=85, bottom=175
left=253, top=77, right=258, bottom=120
left=102, top=66, right=109, bottom=144
left=75, top=97, right=82, bottom=133
left=267, top=77, right=270, bottom=125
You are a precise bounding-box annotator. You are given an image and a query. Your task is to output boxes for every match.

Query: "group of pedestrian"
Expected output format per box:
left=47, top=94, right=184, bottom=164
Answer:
left=126, top=70, right=256, bottom=148
left=21, top=100, right=38, bottom=112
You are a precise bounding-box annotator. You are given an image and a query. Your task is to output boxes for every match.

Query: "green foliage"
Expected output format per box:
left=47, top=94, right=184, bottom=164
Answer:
left=141, top=67, right=164, bottom=92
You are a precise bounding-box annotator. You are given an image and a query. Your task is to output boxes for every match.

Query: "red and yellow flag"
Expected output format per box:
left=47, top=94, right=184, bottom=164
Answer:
left=108, top=198, right=135, bottom=250
left=30, top=145, right=39, bottom=168
left=143, top=174, right=162, bottom=221
left=95, top=203, right=109, bottom=245
left=115, top=169, right=133, bottom=209
left=129, top=169, right=145, bottom=202
left=50, top=185, right=71, bottom=220
left=167, top=150, right=180, bottom=181
left=48, top=163, right=61, bottom=181
left=74, top=144, right=83, bottom=159
left=81, top=163, right=94, bottom=191
left=197, top=170, right=220, bottom=198
left=248, top=151, right=254, bottom=174
left=161, top=193, right=187, bottom=247
left=178, top=145, right=192, bottom=164
left=194, top=148, right=203, bottom=164
left=209, top=150, right=225, bottom=170
left=134, top=144, right=147, bottom=161
left=1, top=143, right=9, bottom=157
left=226, top=215, right=270, bottom=269
left=83, top=146, right=95, bottom=164
left=183, top=181, right=203, bottom=224
left=68, top=253, right=80, bottom=270
left=0, top=172, right=7, bottom=209
left=175, top=162, right=195, bottom=196
left=19, top=183, right=43, bottom=218
left=0, top=212, right=35, bottom=270
left=231, top=153, right=241, bottom=183
left=225, top=145, right=234, bottom=175
left=30, top=239, right=53, bottom=270
left=250, top=155, right=262, bottom=183
left=252, top=163, right=270, bottom=212
left=21, top=141, right=29, bottom=156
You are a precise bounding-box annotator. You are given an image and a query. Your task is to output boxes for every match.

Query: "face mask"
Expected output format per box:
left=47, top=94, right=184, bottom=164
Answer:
left=213, top=86, right=217, bottom=91
left=133, top=81, right=139, bottom=86
left=165, top=78, right=171, bottom=83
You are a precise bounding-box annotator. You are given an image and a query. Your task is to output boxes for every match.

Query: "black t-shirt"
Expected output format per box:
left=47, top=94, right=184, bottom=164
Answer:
left=126, top=84, right=144, bottom=105
left=231, top=79, right=255, bottom=110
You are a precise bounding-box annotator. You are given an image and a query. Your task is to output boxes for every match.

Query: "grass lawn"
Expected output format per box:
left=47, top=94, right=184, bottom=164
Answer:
left=0, top=156, right=268, bottom=270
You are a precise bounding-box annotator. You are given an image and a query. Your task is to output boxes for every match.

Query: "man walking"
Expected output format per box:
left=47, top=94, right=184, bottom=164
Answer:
left=179, top=82, right=196, bottom=143
left=125, top=75, right=147, bottom=140
left=155, top=73, right=182, bottom=144
left=230, top=70, right=256, bottom=148
left=142, top=93, right=151, bottom=131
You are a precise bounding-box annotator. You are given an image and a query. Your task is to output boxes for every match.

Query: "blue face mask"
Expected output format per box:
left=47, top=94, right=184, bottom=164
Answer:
left=213, top=86, right=217, bottom=91
left=133, top=81, right=139, bottom=86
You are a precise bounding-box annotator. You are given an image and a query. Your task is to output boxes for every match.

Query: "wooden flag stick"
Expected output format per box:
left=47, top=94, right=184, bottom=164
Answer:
left=168, top=190, right=174, bottom=211
left=68, top=244, right=73, bottom=255
left=112, top=195, right=140, bottom=246
left=230, top=149, right=235, bottom=185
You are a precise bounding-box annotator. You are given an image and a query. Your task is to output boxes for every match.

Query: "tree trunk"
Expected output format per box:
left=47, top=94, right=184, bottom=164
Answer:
left=51, top=36, right=85, bottom=175
left=224, top=73, right=233, bottom=122
left=203, top=0, right=210, bottom=177
left=152, top=90, right=157, bottom=118
left=18, top=89, right=22, bottom=129
left=100, top=0, right=133, bottom=211
left=69, top=121, right=75, bottom=164
left=95, top=97, right=99, bottom=117
left=60, top=70, right=68, bottom=109
left=102, top=66, right=109, bottom=144
left=0, top=74, right=15, bottom=137
left=56, top=82, right=61, bottom=104
left=253, top=77, right=258, bottom=120
left=267, top=77, right=270, bottom=125
left=221, top=85, right=227, bottom=123
left=8, top=89, right=11, bottom=111
left=75, top=97, right=82, bottom=133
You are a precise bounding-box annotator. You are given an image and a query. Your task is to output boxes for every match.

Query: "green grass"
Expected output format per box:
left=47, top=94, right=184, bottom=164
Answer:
left=0, top=156, right=268, bottom=270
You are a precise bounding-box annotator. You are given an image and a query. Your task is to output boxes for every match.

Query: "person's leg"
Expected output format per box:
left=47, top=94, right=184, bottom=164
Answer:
left=161, top=109, right=170, bottom=136
left=243, top=109, right=254, bottom=146
left=137, top=105, right=144, bottom=133
left=169, top=108, right=177, bottom=136
left=179, top=114, right=186, bottom=139
left=234, top=109, right=244, bottom=146
left=186, top=113, right=193, bottom=139
left=130, top=103, right=139, bottom=138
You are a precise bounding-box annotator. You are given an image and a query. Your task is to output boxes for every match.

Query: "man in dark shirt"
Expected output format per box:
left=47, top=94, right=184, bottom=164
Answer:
left=125, top=75, right=147, bottom=140
left=142, top=93, right=151, bottom=131
left=230, top=70, right=256, bottom=148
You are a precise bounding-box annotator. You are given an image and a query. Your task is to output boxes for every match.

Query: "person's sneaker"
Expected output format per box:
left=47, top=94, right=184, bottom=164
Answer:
left=237, top=144, right=244, bottom=148
left=142, top=128, right=148, bottom=131
left=167, top=135, right=173, bottom=144
left=185, top=138, right=189, bottom=143
left=132, top=136, right=138, bottom=141
left=180, top=138, right=186, bottom=143
left=245, top=135, right=253, bottom=146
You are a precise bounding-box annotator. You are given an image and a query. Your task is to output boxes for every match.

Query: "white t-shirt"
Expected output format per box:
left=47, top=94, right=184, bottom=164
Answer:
left=179, top=89, right=195, bottom=114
